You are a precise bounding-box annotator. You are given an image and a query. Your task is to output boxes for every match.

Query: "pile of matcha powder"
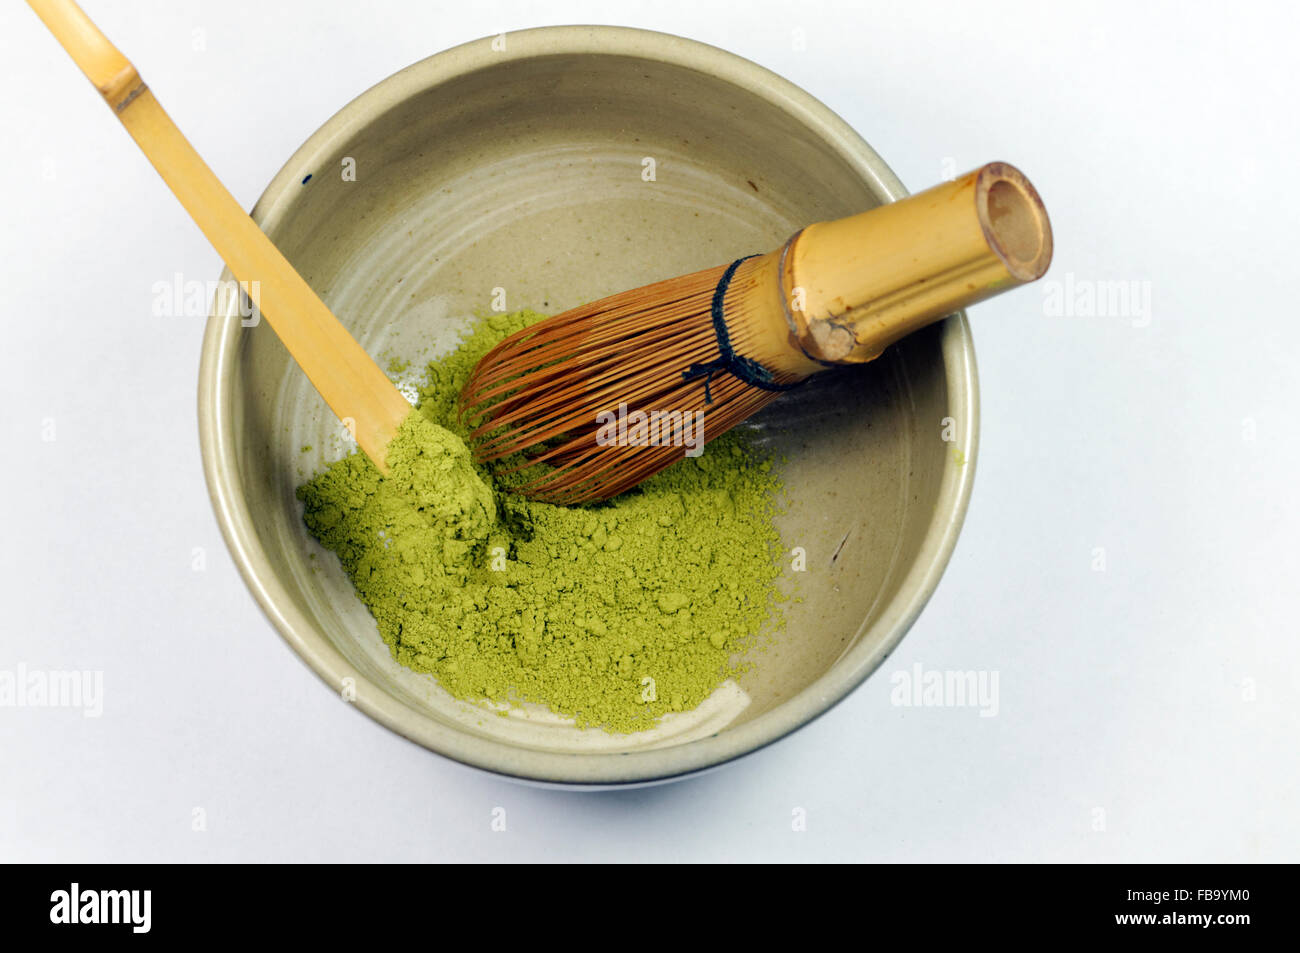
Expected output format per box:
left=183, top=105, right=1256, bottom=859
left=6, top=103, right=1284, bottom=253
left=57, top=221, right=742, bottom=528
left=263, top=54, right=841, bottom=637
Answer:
left=296, top=309, right=787, bottom=732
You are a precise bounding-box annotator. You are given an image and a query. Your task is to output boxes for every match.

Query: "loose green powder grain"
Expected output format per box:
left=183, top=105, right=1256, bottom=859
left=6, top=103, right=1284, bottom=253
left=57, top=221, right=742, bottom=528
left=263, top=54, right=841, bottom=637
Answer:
left=296, top=309, right=787, bottom=732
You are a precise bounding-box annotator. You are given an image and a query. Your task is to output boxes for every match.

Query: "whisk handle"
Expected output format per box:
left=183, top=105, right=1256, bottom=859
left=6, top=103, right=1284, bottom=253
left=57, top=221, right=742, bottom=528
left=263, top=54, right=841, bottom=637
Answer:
left=782, top=162, right=1052, bottom=363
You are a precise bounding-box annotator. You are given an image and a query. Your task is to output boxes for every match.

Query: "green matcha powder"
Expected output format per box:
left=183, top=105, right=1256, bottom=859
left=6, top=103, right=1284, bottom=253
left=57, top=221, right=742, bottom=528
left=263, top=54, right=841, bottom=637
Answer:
left=297, top=309, right=787, bottom=732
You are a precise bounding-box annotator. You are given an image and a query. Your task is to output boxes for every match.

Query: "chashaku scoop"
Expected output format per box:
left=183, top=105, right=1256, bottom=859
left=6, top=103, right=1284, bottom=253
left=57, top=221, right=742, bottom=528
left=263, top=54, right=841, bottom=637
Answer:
left=31, top=0, right=413, bottom=471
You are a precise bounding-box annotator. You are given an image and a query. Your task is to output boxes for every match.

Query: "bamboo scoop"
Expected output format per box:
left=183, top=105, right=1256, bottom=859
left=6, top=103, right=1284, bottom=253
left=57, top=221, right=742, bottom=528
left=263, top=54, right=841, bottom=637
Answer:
left=29, top=0, right=411, bottom=471
left=461, top=163, right=1053, bottom=504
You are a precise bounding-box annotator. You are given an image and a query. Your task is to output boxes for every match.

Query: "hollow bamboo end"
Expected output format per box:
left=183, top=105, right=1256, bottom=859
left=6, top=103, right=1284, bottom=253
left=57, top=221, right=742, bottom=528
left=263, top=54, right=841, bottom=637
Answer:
left=976, top=162, right=1053, bottom=283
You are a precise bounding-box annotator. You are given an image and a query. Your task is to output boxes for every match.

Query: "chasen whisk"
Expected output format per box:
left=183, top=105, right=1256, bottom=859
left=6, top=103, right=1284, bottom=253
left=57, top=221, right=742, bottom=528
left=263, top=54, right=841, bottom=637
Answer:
left=460, top=162, right=1052, bottom=505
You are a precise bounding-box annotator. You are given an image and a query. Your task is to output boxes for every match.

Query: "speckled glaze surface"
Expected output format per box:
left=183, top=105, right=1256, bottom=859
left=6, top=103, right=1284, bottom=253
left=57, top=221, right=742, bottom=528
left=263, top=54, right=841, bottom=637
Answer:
left=197, top=25, right=979, bottom=786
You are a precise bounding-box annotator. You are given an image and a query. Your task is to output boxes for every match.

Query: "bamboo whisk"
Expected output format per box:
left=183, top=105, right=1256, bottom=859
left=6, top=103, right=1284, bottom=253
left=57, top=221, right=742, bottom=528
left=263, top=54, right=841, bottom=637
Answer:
left=460, top=163, right=1053, bottom=504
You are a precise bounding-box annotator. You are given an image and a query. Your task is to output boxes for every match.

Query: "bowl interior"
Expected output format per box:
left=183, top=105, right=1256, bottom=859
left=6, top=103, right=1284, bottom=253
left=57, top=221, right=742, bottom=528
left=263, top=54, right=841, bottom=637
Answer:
left=207, top=34, right=966, bottom=778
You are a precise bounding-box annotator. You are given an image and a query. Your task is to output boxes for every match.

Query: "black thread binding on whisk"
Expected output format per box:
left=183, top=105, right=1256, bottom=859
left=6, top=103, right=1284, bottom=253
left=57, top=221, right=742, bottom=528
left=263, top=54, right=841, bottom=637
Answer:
left=681, top=255, right=803, bottom=404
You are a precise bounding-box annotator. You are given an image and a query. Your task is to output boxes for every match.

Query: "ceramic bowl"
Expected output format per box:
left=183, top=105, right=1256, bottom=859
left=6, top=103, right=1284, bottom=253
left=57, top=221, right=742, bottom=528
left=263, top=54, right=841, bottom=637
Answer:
left=198, top=25, right=977, bottom=786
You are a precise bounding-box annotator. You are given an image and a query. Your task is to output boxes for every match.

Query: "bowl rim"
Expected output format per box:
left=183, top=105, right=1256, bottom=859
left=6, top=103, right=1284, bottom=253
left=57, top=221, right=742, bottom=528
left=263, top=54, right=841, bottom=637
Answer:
left=197, top=24, right=979, bottom=786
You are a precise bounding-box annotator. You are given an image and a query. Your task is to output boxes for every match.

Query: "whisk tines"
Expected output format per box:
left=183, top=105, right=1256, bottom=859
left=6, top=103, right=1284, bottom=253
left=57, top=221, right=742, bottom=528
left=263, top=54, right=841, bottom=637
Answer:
left=458, top=264, right=789, bottom=505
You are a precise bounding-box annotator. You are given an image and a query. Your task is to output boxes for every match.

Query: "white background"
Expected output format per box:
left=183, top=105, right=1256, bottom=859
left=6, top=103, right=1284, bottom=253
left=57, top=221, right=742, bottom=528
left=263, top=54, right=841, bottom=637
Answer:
left=1, top=0, right=1296, bottom=862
